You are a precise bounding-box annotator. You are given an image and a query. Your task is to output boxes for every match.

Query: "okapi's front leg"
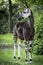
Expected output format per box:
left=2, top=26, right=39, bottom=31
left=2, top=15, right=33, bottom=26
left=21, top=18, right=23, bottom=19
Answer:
left=29, top=41, right=32, bottom=64
left=14, top=37, right=17, bottom=60
left=23, top=29, right=28, bottom=64
left=18, top=40, right=22, bottom=60
left=25, top=41, right=28, bottom=64
left=18, top=41, right=21, bottom=60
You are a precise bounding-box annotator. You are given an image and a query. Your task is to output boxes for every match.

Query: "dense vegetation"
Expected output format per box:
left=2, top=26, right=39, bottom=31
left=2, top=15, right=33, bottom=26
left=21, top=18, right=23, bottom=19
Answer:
left=0, top=0, right=43, bottom=55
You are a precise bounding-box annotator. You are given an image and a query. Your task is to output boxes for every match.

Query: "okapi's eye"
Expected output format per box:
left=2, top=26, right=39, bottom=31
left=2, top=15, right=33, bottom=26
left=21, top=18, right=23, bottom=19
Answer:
left=23, top=12, right=26, bottom=13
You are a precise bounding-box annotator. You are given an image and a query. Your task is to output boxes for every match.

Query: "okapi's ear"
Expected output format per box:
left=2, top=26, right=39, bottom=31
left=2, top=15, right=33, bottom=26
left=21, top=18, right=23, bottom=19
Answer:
left=25, top=1, right=28, bottom=8
left=29, top=10, right=34, bottom=23
left=29, top=10, right=34, bottom=28
left=18, top=16, right=21, bottom=21
left=31, top=11, right=34, bottom=22
left=18, top=16, right=24, bottom=21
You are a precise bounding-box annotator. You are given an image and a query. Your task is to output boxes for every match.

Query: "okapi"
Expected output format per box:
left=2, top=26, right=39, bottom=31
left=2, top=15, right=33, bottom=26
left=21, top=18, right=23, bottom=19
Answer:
left=13, top=7, right=34, bottom=64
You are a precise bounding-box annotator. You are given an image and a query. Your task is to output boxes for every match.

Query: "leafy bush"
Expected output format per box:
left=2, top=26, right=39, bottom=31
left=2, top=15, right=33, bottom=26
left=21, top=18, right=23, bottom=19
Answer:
left=33, top=17, right=43, bottom=55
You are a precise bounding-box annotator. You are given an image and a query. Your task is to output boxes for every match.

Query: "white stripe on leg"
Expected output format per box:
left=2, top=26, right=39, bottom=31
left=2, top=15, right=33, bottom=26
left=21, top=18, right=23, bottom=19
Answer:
left=29, top=52, right=32, bottom=60
left=18, top=42, right=21, bottom=59
left=14, top=43, right=16, bottom=58
left=29, top=41, right=32, bottom=45
left=29, top=53, right=32, bottom=64
left=25, top=41, right=28, bottom=64
left=29, top=41, right=32, bottom=64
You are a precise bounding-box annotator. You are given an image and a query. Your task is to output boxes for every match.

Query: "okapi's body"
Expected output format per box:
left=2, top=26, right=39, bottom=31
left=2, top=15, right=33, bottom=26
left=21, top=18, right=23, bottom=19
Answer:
left=14, top=20, right=34, bottom=41
left=13, top=8, right=34, bottom=64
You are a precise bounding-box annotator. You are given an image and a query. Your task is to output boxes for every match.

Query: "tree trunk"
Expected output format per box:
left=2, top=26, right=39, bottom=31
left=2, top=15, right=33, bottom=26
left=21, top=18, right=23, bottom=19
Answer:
left=8, top=0, right=12, bottom=33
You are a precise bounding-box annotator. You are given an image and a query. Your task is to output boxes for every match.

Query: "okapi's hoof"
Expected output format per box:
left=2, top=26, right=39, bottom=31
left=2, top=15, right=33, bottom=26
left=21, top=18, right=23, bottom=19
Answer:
left=18, top=57, right=20, bottom=59
left=30, top=59, right=32, bottom=64
left=14, top=56, right=16, bottom=59
left=25, top=59, right=28, bottom=64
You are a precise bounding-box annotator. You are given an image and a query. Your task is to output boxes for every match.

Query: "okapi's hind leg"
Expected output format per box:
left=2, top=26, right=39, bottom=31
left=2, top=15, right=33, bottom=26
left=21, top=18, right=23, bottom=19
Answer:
left=24, top=41, right=28, bottom=64
left=18, top=39, right=23, bottom=60
left=18, top=39, right=21, bottom=60
left=14, top=36, right=17, bottom=60
left=29, top=41, right=32, bottom=64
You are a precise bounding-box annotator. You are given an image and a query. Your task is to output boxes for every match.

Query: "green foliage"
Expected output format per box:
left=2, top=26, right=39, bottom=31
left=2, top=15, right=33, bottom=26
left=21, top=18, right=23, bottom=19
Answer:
left=0, top=9, right=8, bottom=34
left=33, top=16, right=43, bottom=55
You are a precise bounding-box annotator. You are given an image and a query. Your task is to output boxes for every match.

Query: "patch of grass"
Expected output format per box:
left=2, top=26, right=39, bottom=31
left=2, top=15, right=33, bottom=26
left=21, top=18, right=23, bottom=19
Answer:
left=0, top=49, right=43, bottom=65
left=0, top=33, right=13, bottom=45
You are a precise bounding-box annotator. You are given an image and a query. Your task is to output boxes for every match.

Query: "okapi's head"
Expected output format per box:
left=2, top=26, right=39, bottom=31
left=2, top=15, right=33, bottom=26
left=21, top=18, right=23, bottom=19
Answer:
left=18, top=8, right=31, bottom=21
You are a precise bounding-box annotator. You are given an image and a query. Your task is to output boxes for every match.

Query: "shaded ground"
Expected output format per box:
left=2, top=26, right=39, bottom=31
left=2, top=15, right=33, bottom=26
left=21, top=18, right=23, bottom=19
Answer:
left=0, top=45, right=13, bottom=49
left=0, top=43, right=25, bottom=49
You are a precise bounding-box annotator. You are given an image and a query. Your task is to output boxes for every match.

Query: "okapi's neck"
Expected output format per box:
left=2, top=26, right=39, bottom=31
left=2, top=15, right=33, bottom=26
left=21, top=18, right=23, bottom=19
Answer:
left=26, top=19, right=31, bottom=27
